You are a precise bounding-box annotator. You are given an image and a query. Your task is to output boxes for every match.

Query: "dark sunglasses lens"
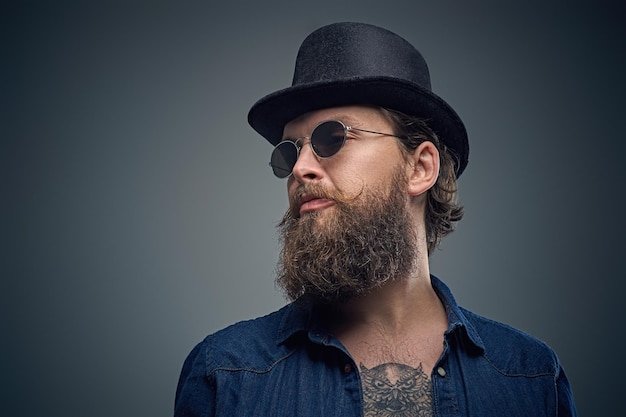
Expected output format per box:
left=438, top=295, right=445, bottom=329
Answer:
left=311, top=121, right=345, bottom=158
left=270, top=142, right=298, bottom=178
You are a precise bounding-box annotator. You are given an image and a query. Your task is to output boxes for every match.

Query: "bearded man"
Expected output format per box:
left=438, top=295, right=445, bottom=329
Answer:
left=174, top=22, right=577, bottom=417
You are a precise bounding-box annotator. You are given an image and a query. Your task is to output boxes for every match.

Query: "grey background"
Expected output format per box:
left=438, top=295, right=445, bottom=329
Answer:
left=3, top=1, right=624, bottom=416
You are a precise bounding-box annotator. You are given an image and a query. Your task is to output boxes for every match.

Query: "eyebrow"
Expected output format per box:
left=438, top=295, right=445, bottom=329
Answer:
left=282, top=115, right=361, bottom=140
left=331, top=114, right=359, bottom=125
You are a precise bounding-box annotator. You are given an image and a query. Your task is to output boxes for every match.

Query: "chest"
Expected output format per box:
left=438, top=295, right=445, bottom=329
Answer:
left=358, top=361, right=435, bottom=417
left=340, top=335, right=442, bottom=417
left=210, top=341, right=557, bottom=417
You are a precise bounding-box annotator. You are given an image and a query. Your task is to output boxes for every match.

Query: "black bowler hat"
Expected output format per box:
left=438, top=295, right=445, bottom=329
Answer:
left=248, top=22, right=469, bottom=177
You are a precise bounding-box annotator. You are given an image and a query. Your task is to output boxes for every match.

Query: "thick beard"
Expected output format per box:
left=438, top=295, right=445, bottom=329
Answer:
left=276, top=169, right=418, bottom=303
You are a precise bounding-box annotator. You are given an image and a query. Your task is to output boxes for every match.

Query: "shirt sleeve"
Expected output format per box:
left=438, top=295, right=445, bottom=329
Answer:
left=174, top=339, right=215, bottom=417
left=556, top=364, right=578, bottom=417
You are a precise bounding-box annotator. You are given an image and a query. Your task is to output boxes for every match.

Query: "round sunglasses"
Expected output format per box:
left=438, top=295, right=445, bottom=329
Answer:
left=269, top=120, right=403, bottom=178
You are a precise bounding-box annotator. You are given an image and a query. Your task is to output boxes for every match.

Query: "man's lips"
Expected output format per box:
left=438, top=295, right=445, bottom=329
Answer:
left=299, top=195, right=335, bottom=215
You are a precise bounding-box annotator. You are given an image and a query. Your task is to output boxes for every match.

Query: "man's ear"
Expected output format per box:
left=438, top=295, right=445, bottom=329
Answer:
left=407, top=141, right=440, bottom=196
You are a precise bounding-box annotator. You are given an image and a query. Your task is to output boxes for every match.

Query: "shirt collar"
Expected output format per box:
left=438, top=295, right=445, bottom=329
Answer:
left=277, top=275, right=485, bottom=353
left=430, top=275, right=485, bottom=352
left=276, top=295, right=322, bottom=345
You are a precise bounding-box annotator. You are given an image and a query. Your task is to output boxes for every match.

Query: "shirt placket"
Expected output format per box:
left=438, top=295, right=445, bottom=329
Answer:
left=432, top=341, right=461, bottom=417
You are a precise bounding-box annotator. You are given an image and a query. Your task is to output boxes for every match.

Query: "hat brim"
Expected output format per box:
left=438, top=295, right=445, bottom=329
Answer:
left=248, top=76, right=469, bottom=177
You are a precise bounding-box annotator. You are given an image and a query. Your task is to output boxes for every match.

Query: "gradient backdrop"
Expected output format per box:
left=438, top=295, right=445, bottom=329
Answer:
left=3, top=1, right=624, bottom=416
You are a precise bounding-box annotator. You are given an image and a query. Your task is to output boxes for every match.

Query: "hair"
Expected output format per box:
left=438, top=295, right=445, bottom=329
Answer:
left=379, top=107, right=464, bottom=255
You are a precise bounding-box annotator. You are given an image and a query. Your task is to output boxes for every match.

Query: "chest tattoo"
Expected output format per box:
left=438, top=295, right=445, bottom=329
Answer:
left=360, top=362, right=433, bottom=417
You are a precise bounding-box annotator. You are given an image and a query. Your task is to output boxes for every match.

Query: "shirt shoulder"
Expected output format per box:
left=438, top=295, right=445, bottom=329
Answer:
left=194, top=303, right=300, bottom=374
left=460, top=306, right=562, bottom=377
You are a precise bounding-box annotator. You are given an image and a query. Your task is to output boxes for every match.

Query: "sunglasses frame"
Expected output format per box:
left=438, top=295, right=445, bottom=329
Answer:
left=269, top=119, right=403, bottom=178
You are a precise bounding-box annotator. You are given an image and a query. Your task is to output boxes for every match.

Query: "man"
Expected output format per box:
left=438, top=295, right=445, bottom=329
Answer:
left=175, top=22, right=577, bottom=416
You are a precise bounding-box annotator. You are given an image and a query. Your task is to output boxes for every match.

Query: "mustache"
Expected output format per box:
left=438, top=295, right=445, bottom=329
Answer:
left=288, top=183, right=363, bottom=218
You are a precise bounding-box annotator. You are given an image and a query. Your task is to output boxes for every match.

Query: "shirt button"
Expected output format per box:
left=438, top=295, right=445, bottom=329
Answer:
left=437, top=367, right=446, bottom=377
left=344, top=364, right=352, bottom=374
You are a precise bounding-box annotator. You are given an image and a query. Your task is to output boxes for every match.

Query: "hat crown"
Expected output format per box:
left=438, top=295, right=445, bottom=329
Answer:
left=248, top=22, right=469, bottom=177
left=292, top=22, right=431, bottom=90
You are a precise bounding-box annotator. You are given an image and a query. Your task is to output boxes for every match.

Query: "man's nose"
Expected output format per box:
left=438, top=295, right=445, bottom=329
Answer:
left=291, top=140, right=324, bottom=182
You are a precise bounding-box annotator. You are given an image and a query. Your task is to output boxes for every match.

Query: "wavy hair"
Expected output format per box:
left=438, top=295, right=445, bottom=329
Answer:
left=380, top=107, right=464, bottom=254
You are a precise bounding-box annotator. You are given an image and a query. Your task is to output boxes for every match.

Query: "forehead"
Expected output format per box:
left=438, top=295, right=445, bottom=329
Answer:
left=282, top=105, right=388, bottom=138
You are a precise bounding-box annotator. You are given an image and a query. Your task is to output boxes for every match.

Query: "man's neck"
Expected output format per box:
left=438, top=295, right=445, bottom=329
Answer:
left=331, top=268, right=446, bottom=338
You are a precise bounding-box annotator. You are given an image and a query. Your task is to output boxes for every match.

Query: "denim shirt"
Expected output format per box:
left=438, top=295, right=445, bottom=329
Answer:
left=175, top=276, right=577, bottom=416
